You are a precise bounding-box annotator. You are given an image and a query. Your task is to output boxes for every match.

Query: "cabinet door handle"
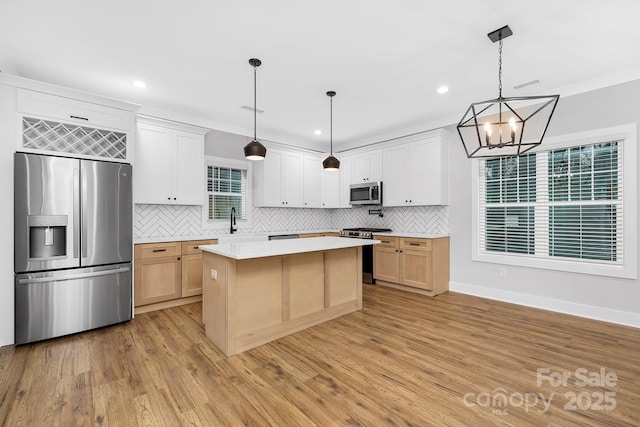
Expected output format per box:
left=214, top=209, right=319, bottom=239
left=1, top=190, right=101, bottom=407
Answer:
left=152, top=248, right=167, bottom=253
left=409, top=243, right=420, bottom=246
left=381, top=240, right=390, bottom=243
left=70, top=115, right=89, bottom=121
left=193, top=246, right=199, bottom=250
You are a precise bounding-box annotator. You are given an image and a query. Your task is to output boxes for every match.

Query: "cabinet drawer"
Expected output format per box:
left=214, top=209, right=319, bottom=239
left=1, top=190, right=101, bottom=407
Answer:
left=373, top=235, right=399, bottom=248
left=135, top=242, right=181, bottom=260
left=401, top=238, right=432, bottom=251
left=181, top=239, right=217, bottom=255
left=17, top=89, right=134, bottom=131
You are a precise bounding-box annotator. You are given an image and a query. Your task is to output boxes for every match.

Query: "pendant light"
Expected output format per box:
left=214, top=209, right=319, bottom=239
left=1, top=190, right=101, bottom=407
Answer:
left=457, top=25, right=559, bottom=158
left=244, top=58, right=267, bottom=160
left=322, top=91, right=340, bottom=171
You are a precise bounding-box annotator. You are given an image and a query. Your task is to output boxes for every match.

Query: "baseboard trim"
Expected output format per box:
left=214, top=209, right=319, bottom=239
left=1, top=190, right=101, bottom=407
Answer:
left=450, top=281, right=640, bottom=328
left=134, top=295, right=202, bottom=314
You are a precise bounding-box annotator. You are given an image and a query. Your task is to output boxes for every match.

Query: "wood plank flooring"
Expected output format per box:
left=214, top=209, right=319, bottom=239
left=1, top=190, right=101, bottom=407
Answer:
left=1, top=285, right=639, bottom=426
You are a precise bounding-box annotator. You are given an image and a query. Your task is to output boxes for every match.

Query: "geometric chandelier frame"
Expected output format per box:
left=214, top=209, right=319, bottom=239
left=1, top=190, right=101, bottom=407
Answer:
left=457, top=25, right=560, bottom=158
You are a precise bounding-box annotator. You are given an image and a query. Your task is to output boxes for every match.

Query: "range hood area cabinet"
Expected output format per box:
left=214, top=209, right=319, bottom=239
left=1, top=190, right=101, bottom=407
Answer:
left=351, top=149, right=383, bottom=183
left=382, top=130, right=449, bottom=207
left=134, top=118, right=208, bottom=205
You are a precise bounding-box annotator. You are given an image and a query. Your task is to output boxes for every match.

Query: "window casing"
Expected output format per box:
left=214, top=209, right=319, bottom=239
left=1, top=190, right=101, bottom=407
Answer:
left=202, top=157, right=251, bottom=229
left=472, top=125, right=637, bottom=279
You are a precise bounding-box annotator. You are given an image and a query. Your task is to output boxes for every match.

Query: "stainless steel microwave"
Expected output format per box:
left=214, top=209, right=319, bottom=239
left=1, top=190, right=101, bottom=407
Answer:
left=349, top=181, right=382, bottom=205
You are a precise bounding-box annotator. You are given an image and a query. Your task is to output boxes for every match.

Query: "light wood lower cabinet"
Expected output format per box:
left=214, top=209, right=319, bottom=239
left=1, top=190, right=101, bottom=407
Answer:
left=181, top=240, right=217, bottom=297
left=373, top=236, right=449, bottom=296
left=299, top=232, right=340, bottom=238
left=134, top=239, right=217, bottom=312
left=134, top=242, right=182, bottom=307
left=372, top=242, right=400, bottom=283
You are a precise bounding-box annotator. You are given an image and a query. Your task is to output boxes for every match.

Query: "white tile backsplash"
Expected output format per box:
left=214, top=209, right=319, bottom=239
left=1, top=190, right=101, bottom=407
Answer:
left=134, top=204, right=449, bottom=239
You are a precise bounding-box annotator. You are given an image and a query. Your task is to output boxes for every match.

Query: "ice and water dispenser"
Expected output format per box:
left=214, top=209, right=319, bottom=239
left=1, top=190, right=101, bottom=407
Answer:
left=27, top=215, right=68, bottom=259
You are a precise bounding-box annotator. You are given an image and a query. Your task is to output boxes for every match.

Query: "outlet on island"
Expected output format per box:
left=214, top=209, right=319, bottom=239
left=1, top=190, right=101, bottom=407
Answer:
left=210, top=269, right=218, bottom=280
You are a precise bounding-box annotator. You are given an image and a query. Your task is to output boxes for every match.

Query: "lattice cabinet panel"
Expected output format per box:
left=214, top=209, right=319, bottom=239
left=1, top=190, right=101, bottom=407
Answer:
left=22, top=117, right=127, bottom=160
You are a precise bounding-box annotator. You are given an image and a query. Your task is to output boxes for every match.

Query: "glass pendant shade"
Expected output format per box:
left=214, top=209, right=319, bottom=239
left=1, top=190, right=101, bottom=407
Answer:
left=322, top=155, right=340, bottom=171
left=244, top=139, right=267, bottom=160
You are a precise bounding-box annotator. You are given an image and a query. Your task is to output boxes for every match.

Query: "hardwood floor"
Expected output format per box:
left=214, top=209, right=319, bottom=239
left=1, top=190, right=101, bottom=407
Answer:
left=1, top=285, right=639, bottom=426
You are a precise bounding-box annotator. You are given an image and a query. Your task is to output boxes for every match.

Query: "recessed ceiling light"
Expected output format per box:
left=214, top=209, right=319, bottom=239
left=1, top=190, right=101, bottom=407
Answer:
left=133, top=80, right=147, bottom=88
left=314, top=129, right=322, bottom=135
left=437, top=86, right=449, bottom=94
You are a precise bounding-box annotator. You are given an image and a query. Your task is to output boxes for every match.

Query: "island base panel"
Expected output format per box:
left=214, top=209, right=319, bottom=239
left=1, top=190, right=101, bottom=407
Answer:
left=203, top=247, right=363, bottom=356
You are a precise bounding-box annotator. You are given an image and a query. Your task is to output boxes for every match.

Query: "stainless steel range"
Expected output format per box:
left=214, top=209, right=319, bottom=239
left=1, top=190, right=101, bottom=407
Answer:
left=340, top=227, right=391, bottom=284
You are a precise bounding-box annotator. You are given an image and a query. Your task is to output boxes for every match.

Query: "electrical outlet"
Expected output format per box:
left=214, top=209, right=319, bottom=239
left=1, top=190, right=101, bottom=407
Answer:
left=499, top=267, right=507, bottom=278
left=210, top=269, right=218, bottom=280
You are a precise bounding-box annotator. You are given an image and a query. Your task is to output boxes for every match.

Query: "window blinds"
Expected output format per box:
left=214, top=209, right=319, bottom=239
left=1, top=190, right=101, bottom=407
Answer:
left=478, top=141, right=623, bottom=265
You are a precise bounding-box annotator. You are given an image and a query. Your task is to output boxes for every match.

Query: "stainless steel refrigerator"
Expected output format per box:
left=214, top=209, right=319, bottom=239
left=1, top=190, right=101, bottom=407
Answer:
left=14, top=152, right=132, bottom=345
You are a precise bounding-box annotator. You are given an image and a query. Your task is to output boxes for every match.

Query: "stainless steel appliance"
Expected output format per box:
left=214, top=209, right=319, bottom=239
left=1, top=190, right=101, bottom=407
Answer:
left=340, top=227, right=391, bottom=283
left=349, top=181, right=382, bottom=205
left=14, top=152, right=132, bottom=345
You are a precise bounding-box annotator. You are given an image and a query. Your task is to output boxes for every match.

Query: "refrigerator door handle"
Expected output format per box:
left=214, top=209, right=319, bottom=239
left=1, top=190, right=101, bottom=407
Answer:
left=17, top=266, right=131, bottom=285
left=73, top=168, right=80, bottom=259
left=81, top=169, right=88, bottom=258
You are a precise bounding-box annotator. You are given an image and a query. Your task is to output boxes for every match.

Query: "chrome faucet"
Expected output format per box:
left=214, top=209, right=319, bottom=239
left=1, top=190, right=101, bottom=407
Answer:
left=230, top=207, right=237, bottom=234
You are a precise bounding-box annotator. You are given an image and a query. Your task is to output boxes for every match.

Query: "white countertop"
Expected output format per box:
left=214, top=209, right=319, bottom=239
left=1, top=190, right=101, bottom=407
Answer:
left=200, top=236, right=379, bottom=260
left=134, top=229, right=341, bottom=244
left=373, top=232, right=449, bottom=239
left=134, top=230, right=449, bottom=244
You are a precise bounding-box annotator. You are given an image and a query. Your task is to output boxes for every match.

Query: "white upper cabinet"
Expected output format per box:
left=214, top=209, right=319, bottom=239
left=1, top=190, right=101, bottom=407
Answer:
left=15, top=87, right=136, bottom=163
left=351, top=149, right=382, bottom=183
left=382, top=130, right=449, bottom=206
left=134, top=118, right=207, bottom=205
left=381, top=145, right=407, bottom=207
left=321, top=167, right=340, bottom=208
left=17, top=88, right=134, bottom=132
left=283, top=151, right=304, bottom=207
left=338, top=155, right=353, bottom=208
left=253, top=148, right=304, bottom=207
left=174, top=131, right=207, bottom=205
left=303, top=154, right=322, bottom=208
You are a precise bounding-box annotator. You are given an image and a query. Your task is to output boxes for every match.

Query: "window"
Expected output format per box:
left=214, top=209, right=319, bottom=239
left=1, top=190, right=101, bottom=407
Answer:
left=203, top=157, right=251, bottom=228
left=472, top=125, right=637, bottom=279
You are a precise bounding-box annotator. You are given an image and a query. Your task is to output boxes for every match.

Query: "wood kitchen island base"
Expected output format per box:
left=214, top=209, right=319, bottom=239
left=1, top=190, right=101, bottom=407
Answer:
left=202, top=245, right=363, bottom=357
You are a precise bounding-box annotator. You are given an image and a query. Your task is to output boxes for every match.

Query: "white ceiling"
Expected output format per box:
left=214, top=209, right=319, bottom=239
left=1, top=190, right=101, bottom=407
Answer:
left=1, top=0, right=640, bottom=152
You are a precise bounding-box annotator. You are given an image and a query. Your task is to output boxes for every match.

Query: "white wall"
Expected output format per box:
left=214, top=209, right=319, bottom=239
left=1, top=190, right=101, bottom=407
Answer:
left=449, top=80, right=640, bottom=327
left=0, top=85, right=17, bottom=346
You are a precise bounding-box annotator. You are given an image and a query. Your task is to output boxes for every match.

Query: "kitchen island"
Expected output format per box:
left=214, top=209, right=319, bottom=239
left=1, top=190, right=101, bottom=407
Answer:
left=199, top=237, right=378, bottom=356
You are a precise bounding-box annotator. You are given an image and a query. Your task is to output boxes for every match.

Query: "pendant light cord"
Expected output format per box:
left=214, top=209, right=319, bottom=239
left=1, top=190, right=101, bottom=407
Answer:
left=498, top=38, right=503, bottom=99
left=330, top=95, right=333, bottom=155
left=253, top=65, right=257, bottom=141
